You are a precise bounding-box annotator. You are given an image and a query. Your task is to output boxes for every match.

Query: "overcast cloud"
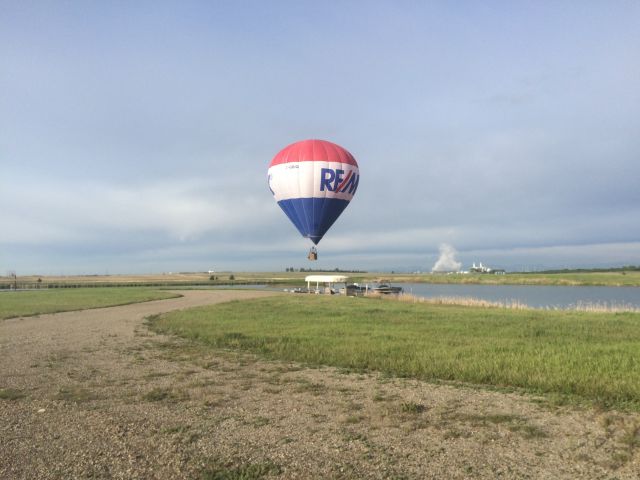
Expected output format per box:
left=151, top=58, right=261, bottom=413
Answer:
left=1, top=1, right=639, bottom=274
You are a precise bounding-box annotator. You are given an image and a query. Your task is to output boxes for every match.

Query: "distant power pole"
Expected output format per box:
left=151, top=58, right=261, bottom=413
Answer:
left=8, top=270, right=17, bottom=290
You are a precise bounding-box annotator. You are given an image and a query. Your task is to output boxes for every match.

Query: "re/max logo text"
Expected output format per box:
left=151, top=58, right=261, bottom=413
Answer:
left=320, top=168, right=359, bottom=194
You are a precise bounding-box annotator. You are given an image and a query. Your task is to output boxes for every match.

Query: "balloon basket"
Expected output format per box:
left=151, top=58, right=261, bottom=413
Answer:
left=308, top=247, right=318, bottom=261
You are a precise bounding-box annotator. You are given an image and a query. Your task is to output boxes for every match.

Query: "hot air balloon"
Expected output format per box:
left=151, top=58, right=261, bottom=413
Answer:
left=268, top=139, right=360, bottom=260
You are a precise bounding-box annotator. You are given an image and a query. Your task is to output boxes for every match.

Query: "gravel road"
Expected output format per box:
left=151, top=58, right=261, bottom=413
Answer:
left=1, top=290, right=639, bottom=479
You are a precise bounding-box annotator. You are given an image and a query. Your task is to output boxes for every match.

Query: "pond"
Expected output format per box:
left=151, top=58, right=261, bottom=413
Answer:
left=398, top=283, right=640, bottom=310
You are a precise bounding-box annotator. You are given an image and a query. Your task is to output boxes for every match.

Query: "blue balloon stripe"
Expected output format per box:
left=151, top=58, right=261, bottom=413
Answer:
left=281, top=200, right=305, bottom=239
left=292, top=197, right=310, bottom=240
left=277, top=198, right=350, bottom=245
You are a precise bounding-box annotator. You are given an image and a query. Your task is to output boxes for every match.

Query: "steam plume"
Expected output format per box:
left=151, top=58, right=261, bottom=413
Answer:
left=432, top=243, right=462, bottom=272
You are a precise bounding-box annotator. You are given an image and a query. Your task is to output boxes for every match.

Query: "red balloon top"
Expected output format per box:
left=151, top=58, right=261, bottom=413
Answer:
left=269, top=139, right=358, bottom=167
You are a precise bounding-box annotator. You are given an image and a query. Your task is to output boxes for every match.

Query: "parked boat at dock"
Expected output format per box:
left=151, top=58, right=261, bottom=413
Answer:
left=371, top=282, right=403, bottom=294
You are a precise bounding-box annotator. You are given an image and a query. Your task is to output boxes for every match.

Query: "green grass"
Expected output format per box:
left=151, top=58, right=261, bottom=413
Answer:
left=0, top=388, right=26, bottom=400
left=56, top=386, right=97, bottom=403
left=149, top=295, right=640, bottom=410
left=142, top=387, right=189, bottom=403
left=0, top=288, right=181, bottom=319
left=446, top=413, right=548, bottom=439
left=200, top=459, right=281, bottom=480
left=401, top=402, right=426, bottom=414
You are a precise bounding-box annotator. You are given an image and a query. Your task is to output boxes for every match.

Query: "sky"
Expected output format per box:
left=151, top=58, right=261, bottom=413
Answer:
left=1, top=1, right=639, bottom=275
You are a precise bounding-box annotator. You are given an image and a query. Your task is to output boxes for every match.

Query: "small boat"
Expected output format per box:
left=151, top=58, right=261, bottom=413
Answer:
left=371, top=282, right=403, bottom=294
left=341, top=284, right=367, bottom=296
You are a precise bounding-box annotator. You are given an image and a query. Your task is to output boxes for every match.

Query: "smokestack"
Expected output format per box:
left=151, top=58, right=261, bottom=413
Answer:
left=432, top=243, right=462, bottom=272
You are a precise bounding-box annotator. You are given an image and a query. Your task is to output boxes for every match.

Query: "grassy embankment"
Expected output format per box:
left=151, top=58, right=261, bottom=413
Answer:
left=150, top=295, right=640, bottom=410
left=0, top=288, right=180, bottom=320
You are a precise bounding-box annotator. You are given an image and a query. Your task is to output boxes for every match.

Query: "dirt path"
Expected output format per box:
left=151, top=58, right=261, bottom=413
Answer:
left=1, top=290, right=639, bottom=479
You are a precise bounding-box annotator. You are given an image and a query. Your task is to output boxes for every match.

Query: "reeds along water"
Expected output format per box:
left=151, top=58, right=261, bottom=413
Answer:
left=573, top=300, right=640, bottom=313
left=366, top=292, right=528, bottom=309
left=367, top=292, right=640, bottom=312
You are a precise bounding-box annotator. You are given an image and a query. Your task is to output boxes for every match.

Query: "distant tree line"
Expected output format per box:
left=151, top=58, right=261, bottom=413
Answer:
left=210, top=274, right=235, bottom=280
left=285, top=267, right=367, bottom=273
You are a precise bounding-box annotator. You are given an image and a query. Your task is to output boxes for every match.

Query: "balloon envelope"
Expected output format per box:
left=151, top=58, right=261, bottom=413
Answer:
left=268, top=139, right=359, bottom=245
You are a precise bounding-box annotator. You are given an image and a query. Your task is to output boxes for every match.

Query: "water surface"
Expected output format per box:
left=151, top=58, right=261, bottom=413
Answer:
left=399, top=283, right=640, bottom=309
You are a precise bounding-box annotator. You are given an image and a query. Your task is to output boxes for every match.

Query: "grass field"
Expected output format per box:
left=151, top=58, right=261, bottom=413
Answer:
left=150, top=295, right=640, bottom=410
left=2, top=270, right=640, bottom=288
left=0, top=288, right=180, bottom=320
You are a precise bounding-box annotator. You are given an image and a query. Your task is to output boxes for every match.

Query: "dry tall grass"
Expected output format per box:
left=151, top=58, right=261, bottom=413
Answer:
left=367, top=292, right=640, bottom=312
left=573, top=301, right=640, bottom=313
